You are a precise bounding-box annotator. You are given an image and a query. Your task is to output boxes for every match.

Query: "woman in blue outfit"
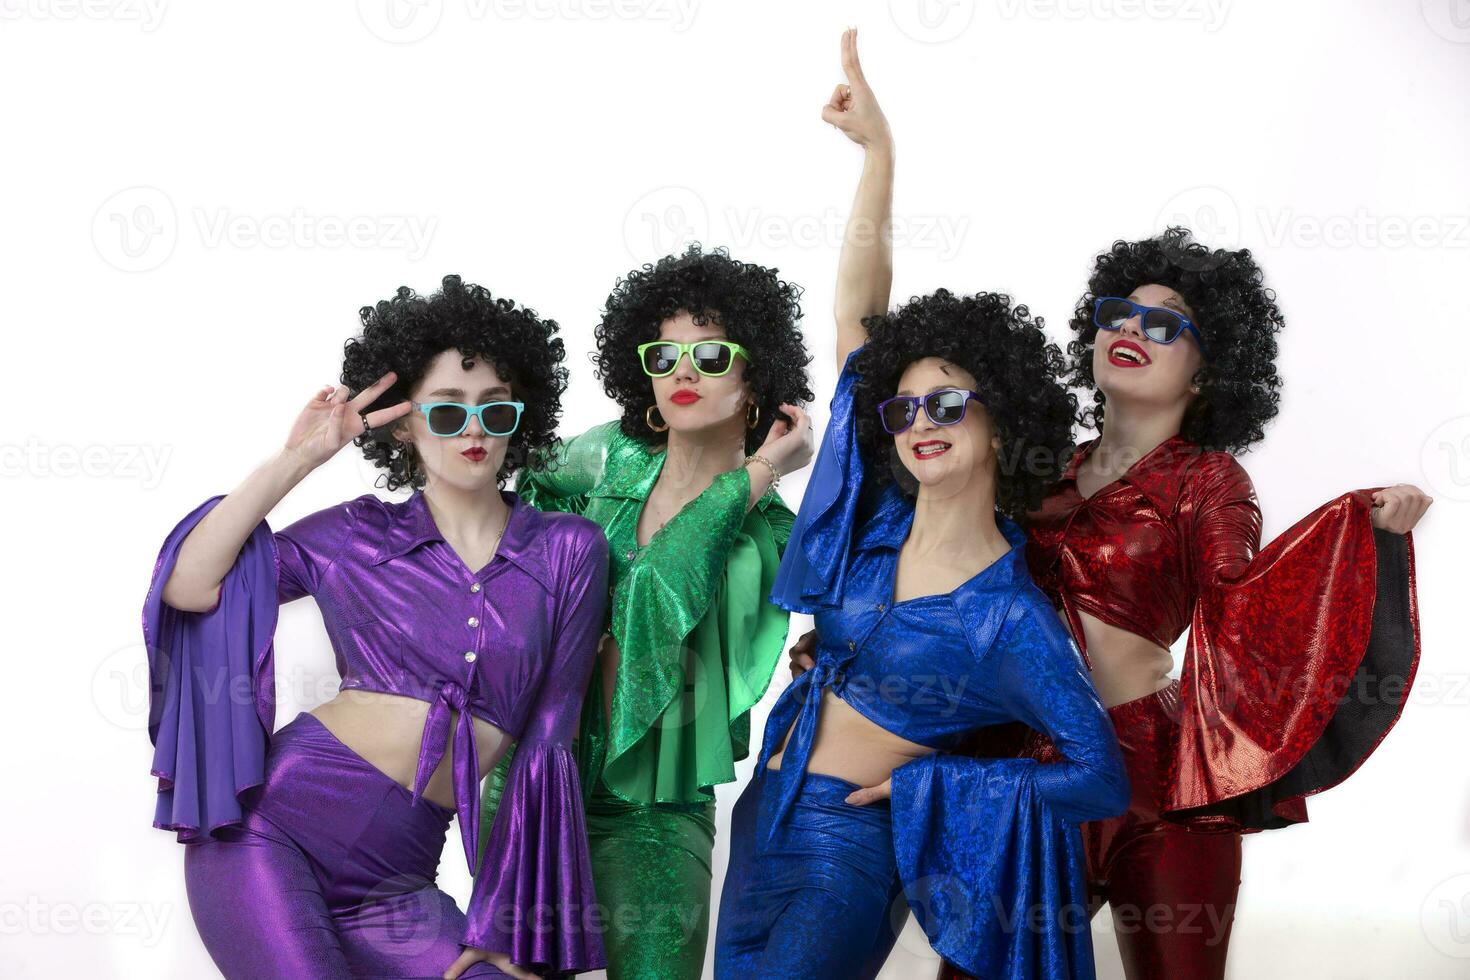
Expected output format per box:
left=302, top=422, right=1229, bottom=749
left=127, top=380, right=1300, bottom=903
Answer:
left=713, top=30, right=1129, bottom=980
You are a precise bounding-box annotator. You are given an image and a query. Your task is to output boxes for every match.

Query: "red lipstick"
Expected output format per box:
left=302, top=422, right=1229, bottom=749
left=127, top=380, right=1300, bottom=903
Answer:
left=912, top=439, right=951, bottom=459
left=1108, top=338, right=1151, bottom=368
left=670, top=389, right=701, bottom=406
left=461, top=447, right=488, bottom=462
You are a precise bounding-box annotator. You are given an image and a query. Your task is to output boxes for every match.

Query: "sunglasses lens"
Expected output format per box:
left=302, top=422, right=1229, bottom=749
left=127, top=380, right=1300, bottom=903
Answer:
left=1142, top=310, right=1183, bottom=343
left=426, top=404, right=468, bottom=436
left=880, top=398, right=916, bottom=434
left=692, top=342, right=733, bottom=375
left=642, top=344, right=680, bottom=375
left=482, top=403, right=519, bottom=435
left=926, top=390, right=970, bottom=425
left=1096, top=298, right=1133, bottom=330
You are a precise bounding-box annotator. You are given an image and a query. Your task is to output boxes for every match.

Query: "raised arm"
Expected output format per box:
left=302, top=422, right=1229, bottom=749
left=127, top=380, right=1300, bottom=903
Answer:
left=161, top=373, right=409, bottom=611
left=824, top=27, right=894, bottom=372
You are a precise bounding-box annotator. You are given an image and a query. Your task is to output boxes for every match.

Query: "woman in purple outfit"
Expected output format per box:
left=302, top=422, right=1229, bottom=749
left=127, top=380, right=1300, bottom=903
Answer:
left=144, top=275, right=609, bottom=979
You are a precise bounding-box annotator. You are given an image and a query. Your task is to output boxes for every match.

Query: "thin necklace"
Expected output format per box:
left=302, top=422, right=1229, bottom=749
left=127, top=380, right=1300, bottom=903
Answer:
left=487, top=503, right=510, bottom=557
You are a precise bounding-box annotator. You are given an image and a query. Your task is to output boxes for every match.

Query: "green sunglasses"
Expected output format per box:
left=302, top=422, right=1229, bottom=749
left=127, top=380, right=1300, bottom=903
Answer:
left=637, top=340, right=753, bottom=378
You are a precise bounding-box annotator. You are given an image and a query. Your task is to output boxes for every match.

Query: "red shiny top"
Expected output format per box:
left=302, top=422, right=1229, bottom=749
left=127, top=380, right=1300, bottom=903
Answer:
left=1020, top=433, right=1419, bottom=828
left=1026, top=434, right=1260, bottom=661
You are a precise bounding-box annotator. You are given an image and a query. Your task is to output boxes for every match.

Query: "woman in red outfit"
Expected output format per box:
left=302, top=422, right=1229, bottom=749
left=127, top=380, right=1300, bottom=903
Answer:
left=967, top=230, right=1430, bottom=980
left=791, top=35, right=1431, bottom=979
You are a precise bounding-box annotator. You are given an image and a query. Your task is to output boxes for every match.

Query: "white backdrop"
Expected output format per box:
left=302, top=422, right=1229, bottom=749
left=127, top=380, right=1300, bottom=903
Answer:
left=3, top=1, right=1468, bottom=976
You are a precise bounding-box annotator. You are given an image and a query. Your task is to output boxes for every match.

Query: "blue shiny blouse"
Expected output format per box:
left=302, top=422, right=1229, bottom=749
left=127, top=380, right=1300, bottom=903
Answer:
left=766, top=346, right=1129, bottom=980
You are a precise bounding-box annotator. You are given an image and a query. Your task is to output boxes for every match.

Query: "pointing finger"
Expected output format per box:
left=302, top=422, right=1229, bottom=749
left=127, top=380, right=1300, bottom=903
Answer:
left=845, top=27, right=868, bottom=86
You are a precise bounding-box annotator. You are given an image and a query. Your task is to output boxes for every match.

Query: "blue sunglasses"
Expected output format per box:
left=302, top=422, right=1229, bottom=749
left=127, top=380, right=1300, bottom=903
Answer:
left=413, top=400, right=524, bottom=437
left=1093, top=297, right=1209, bottom=357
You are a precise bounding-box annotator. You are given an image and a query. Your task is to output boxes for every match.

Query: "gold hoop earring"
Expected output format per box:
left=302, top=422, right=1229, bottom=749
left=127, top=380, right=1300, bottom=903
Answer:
left=746, top=403, right=760, bottom=429
left=645, top=405, right=669, bottom=433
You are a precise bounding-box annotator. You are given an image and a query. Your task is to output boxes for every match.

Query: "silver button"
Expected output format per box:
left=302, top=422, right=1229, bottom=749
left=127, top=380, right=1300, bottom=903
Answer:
left=470, top=582, right=481, bottom=594
left=463, top=651, right=477, bottom=663
left=626, top=549, right=636, bottom=561
left=467, top=616, right=479, bottom=628
left=847, top=639, right=855, bottom=650
left=877, top=603, right=886, bottom=612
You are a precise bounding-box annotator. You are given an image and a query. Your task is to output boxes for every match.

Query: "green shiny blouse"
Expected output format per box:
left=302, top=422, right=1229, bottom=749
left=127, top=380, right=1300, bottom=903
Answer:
left=512, top=420, right=794, bottom=808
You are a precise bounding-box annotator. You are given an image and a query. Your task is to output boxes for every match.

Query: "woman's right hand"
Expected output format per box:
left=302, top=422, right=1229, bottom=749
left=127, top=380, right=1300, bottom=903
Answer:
left=284, top=372, right=412, bottom=470
left=821, top=28, right=891, bottom=152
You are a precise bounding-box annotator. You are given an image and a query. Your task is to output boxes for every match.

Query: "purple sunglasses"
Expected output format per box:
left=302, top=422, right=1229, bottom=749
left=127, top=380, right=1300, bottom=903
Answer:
left=876, top=387, right=982, bottom=435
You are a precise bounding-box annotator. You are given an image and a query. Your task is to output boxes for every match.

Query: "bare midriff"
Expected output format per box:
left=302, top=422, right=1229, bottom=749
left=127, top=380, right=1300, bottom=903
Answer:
left=765, top=687, right=934, bottom=789
left=309, top=688, right=513, bottom=810
left=1073, top=608, right=1176, bottom=709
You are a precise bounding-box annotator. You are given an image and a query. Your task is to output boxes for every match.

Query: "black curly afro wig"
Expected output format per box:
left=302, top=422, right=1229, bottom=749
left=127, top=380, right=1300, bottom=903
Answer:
left=343, top=274, right=568, bottom=490
left=852, top=289, right=1077, bottom=519
left=593, top=243, right=814, bottom=453
left=1068, top=226, right=1285, bottom=453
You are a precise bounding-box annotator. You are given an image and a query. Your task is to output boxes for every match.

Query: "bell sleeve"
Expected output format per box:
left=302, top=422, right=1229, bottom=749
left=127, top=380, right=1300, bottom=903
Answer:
left=141, top=494, right=359, bottom=843
left=770, top=344, right=869, bottom=613
left=597, top=462, right=793, bottom=804
left=463, top=527, right=609, bottom=974
left=888, top=595, right=1129, bottom=980
left=1167, top=453, right=1420, bottom=829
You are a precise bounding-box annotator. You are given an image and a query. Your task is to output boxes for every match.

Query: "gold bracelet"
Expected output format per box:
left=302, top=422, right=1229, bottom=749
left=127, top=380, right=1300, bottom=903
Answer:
left=743, top=453, right=780, bottom=491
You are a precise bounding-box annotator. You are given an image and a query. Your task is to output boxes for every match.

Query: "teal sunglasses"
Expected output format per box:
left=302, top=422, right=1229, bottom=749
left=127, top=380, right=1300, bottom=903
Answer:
left=413, top=400, right=524, bottom=437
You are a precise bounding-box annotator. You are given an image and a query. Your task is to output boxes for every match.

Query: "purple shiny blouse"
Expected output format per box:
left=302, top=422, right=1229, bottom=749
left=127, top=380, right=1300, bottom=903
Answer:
left=142, top=488, right=609, bottom=973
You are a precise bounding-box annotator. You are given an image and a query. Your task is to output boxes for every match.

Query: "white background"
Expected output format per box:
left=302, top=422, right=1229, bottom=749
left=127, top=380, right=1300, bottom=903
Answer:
left=3, top=0, right=1468, bottom=977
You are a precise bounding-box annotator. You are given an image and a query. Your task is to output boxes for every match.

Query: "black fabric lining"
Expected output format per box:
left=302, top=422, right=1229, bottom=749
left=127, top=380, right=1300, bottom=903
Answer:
left=1171, top=528, right=1416, bottom=831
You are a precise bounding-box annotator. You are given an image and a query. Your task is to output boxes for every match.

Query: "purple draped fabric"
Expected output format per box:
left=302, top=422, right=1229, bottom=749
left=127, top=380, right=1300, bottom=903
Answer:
left=143, top=494, right=277, bottom=843
left=143, top=489, right=609, bottom=973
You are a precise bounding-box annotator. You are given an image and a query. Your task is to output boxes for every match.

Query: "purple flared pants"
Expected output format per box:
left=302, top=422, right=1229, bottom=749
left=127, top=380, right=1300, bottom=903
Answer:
left=183, top=711, right=510, bottom=979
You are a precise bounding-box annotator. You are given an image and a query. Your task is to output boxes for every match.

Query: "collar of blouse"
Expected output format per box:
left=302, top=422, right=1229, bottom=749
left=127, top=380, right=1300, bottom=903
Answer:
left=1062, top=433, right=1204, bottom=515
left=369, top=487, right=556, bottom=589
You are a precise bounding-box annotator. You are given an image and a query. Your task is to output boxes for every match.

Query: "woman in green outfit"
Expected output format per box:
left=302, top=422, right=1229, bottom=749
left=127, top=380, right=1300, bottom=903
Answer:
left=480, top=244, right=816, bottom=978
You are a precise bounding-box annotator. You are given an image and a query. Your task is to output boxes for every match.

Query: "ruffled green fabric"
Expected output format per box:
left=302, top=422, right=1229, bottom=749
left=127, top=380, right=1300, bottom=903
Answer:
left=499, top=420, right=793, bottom=808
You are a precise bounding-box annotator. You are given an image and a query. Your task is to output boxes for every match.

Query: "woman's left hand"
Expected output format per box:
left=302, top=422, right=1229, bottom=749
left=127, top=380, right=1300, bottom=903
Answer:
left=444, top=947, right=540, bottom=980
left=757, top=403, right=815, bottom=477
left=844, top=777, right=891, bottom=806
left=1370, top=484, right=1433, bottom=534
